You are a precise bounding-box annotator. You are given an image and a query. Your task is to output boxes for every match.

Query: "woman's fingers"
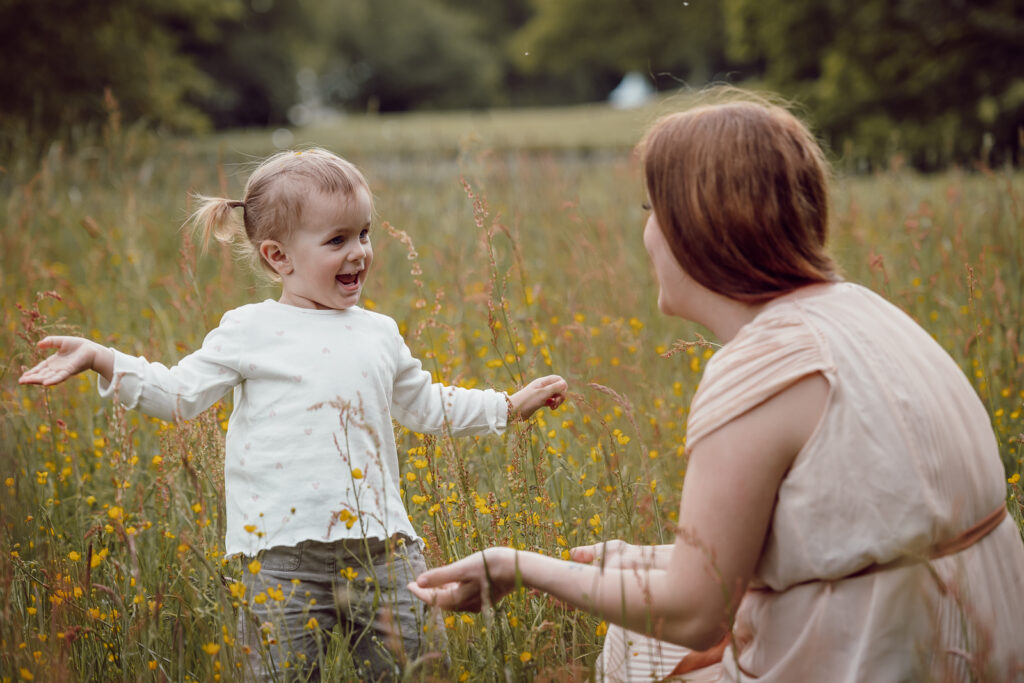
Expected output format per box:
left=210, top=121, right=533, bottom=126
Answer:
left=415, top=557, right=474, bottom=589
left=569, top=545, right=596, bottom=563
left=407, top=579, right=484, bottom=612
left=569, top=540, right=633, bottom=567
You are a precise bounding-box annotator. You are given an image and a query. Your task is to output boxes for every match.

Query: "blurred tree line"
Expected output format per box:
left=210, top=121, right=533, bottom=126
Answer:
left=1, top=0, right=1020, bottom=167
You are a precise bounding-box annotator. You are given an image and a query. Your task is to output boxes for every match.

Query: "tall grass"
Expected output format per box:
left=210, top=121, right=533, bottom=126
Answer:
left=1, top=110, right=1022, bottom=681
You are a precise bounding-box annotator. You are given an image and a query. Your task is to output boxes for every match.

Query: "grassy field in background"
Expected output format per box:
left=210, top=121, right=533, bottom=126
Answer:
left=2, top=103, right=1022, bottom=681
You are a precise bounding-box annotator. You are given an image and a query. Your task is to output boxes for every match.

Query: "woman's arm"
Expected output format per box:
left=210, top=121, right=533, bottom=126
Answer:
left=410, top=373, right=828, bottom=649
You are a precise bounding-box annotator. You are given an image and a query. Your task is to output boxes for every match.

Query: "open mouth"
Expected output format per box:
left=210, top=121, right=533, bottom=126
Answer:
left=337, top=272, right=360, bottom=287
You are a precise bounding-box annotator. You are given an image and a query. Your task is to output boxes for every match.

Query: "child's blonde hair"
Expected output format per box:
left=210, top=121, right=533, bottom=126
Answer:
left=190, top=148, right=371, bottom=278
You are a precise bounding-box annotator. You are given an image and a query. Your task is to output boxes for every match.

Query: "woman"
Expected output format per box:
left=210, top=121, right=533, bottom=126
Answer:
left=409, top=94, right=1024, bottom=681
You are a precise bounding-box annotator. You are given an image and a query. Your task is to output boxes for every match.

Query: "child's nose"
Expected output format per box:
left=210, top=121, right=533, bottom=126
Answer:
left=348, top=243, right=367, bottom=261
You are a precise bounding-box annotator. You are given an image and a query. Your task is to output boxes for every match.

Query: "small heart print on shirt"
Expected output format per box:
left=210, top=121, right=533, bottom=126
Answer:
left=214, top=345, right=222, bottom=352
left=245, top=442, right=252, bottom=450
left=311, top=482, right=320, bottom=490
left=361, top=370, right=368, bottom=378
left=322, top=347, right=330, bottom=354
left=304, top=428, right=312, bottom=436
left=251, top=494, right=260, bottom=501
left=275, top=330, right=284, bottom=336
left=248, top=363, right=257, bottom=371
left=268, top=410, right=277, bottom=417
left=275, top=463, right=283, bottom=470
left=293, top=375, right=302, bottom=383
left=345, top=325, right=352, bottom=331
left=239, top=458, right=246, bottom=466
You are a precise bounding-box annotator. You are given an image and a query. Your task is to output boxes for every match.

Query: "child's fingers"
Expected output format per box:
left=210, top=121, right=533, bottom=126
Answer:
left=537, top=376, right=568, bottom=410
left=36, top=336, right=64, bottom=350
left=20, top=367, right=53, bottom=386
left=18, top=360, right=52, bottom=384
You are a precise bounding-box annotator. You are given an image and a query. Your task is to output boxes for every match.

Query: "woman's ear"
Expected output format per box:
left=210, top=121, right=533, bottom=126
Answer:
left=259, top=240, right=293, bottom=276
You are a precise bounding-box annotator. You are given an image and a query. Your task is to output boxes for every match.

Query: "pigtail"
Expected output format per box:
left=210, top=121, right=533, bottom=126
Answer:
left=188, top=194, right=247, bottom=254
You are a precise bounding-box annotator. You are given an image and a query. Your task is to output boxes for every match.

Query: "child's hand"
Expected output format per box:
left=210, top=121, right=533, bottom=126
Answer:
left=509, top=375, right=567, bottom=421
left=19, top=336, right=113, bottom=386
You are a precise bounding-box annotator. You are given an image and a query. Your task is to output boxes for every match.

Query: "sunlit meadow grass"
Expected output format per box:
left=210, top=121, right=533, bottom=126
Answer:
left=2, top=108, right=1022, bottom=681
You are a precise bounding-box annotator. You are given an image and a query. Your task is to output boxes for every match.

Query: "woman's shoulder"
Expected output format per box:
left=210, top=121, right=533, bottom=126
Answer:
left=714, top=293, right=832, bottom=373
left=687, top=294, right=835, bottom=451
left=715, top=282, right=881, bottom=366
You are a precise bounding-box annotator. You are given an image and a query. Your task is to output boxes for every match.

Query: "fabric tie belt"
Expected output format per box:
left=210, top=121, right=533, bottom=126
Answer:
left=669, top=504, right=1009, bottom=678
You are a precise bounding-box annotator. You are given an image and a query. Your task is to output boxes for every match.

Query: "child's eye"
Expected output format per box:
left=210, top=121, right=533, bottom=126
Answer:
left=641, top=202, right=652, bottom=211
left=328, top=236, right=344, bottom=246
left=359, top=229, right=370, bottom=241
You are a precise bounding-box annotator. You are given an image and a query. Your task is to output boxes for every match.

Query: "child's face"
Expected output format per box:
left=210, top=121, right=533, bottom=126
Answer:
left=275, top=188, right=373, bottom=311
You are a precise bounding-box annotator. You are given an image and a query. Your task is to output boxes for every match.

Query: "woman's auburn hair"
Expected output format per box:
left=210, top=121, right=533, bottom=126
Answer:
left=639, top=94, right=840, bottom=303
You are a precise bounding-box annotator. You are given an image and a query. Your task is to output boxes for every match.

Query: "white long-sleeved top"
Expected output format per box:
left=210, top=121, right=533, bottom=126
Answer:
left=98, top=300, right=508, bottom=555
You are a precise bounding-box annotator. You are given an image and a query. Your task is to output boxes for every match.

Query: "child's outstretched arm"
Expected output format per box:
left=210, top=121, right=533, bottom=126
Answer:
left=508, top=375, right=567, bottom=421
left=389, top=317, right=567, bottom=434
left=19, top=336, right=114, bottom=386
left=19, top=311, right=244, bottom=423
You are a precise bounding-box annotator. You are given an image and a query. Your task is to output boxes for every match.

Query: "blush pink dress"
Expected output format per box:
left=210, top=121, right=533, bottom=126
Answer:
left=598, top=282, right=1024, bottom=682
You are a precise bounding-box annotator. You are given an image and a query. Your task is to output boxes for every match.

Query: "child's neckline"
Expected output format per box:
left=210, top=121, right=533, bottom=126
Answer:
left=262, top=299, right=361, bottom=315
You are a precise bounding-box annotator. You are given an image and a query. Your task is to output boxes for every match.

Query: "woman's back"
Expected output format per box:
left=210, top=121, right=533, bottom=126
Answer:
left=689, top=282, right=1023, bottom=680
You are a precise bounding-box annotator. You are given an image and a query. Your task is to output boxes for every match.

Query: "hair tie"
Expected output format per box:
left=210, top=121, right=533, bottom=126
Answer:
left=228, top=200, right=245, bottom=209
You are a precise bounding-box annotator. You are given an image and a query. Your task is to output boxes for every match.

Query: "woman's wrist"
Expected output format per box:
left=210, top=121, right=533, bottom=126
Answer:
left=486, top=546, right=519, bottom=584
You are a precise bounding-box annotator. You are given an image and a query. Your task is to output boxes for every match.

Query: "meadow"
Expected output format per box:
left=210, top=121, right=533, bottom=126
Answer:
left=1, top=101, right=1022, bottom=681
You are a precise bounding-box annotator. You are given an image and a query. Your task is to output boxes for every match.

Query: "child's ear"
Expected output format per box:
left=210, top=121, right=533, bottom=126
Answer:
left=259, top=240, right=293, bottom=276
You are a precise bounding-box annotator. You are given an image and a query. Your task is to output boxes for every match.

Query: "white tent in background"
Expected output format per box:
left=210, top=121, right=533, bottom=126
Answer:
left=608, top=72, right=655, bottom=109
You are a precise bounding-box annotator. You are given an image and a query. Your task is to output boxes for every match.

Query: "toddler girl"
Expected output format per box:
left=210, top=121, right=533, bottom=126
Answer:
left=19, top=148, right=567, bottom=681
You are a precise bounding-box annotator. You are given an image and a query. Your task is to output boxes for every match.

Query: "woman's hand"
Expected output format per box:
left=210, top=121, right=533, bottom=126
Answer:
left=570, top=539, right=668, bottom=570
left=407, top=547, right=518, bottom=612
left=509, top=375, right=568, bottom=421
left=19, top=336, right=113, bottom=385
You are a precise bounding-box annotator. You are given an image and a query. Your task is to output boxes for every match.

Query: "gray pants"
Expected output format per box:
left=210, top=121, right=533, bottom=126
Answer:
left=237, top=535, right=446, bottom=682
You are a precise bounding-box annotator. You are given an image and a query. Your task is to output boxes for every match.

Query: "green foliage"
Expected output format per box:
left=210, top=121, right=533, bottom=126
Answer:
left=514, top=0, right=729, bottom=98
left=0, top=0, right=241, bottom=141
left=319, top=0, right=502, bottom=112
left=181, top=0, right=316, bottom=128
left=3, top=0, right=1022, bottom=169
left=724, top=0, right=1024, bottom=168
